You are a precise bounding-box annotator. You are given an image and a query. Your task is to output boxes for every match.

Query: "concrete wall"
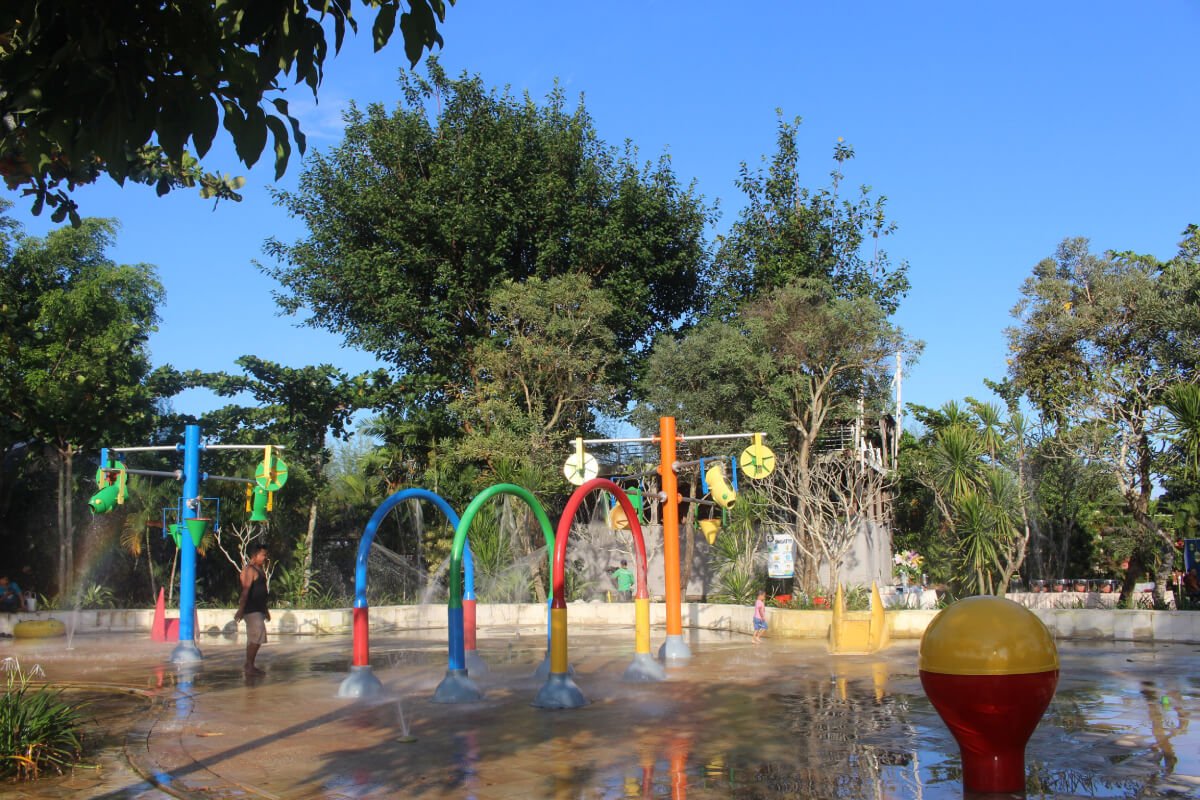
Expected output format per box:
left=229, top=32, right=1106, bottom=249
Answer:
left=3, top=603, right=1198, bottom=644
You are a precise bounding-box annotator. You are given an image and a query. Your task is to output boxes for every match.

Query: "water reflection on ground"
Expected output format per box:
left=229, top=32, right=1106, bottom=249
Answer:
left=3, top=627, right=1197, bottom=799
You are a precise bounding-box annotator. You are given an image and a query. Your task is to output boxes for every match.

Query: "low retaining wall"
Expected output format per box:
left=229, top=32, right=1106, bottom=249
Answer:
left=3, top=603, right=1197, bottom=643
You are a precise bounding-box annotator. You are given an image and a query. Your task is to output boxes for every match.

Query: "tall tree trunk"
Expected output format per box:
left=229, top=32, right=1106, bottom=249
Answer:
left=680, top=506, right=695, bottom=603
left=145, top=525, right=157, bottom=604
left=167, top=547, right=179, bottom=606
left=57, top=452, right=67, bottom=595
left=301, top=496, right=318, bottom=596
left=64, top=446, right=75, bottom=591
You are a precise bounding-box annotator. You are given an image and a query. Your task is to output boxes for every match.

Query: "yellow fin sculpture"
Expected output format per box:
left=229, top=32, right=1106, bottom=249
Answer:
left=829, top=581, right=890, bottom=654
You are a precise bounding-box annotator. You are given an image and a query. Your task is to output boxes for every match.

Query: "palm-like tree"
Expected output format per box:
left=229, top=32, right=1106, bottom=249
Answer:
left=1164, top=383, right=1200, bottom=479
left=955, top=493, right=999, bottom=594
left=928, top=423, right=985, bottom=518
left=118, top=477, right=179, bottom=604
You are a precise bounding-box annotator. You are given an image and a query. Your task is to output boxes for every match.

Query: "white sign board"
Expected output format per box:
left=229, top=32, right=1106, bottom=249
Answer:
left=766, top=531, right=795, bottom=579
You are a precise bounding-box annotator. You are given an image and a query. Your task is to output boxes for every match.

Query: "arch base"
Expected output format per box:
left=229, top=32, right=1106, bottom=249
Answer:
left=532, top=672, right=588, bottom=710
left=623, top=652, right=667, bottom=682
left=338, top=665, right=384, bottom=699
left=432, top=669, right=483, bottom=704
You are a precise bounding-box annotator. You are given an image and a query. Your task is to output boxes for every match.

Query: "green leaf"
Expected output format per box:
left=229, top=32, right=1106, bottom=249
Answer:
left=399, top=1, right=443, bottom=66
left=192, top=95, right=220, bottom=158
left=372, top=2, right=398, bottom=52
left=265, top=116, right=292, bottom=180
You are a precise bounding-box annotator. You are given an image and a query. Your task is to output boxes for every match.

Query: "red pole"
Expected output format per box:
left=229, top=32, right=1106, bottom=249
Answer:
left=352, top=606, right=370, bottom=667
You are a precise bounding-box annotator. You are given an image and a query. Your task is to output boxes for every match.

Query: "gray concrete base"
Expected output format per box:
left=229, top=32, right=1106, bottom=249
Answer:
left=169, top=640, right=203, bottom=664
left=532, top=672, right=588, bottom=709
left=431, top=668, right=483, bottom=703
left=623, top=652, right=667, bottom=682
left=337, top=665, right=384, bottom=699
left=464, top=648, right=488, bottom=674
left=658, top=634, right=691, bottom=661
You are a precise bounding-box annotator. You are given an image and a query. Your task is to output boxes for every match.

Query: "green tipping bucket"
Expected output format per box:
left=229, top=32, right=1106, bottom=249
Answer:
left=88, top=484, right=120, bottom=514
left=168, top=523, right=182, bottom=549
left=185, top=518, right=210, bottom=547
left=249, top=486, right=270, bottom=522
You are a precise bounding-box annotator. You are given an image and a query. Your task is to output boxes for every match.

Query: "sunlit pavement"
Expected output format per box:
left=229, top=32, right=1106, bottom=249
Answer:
left=4, top=626, right=1198, bottom=799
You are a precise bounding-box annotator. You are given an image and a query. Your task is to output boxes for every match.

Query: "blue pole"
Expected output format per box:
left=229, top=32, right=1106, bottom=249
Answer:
left=463, top=540, right=476, bottom=601
left=171, top=424, right=203, bottom=663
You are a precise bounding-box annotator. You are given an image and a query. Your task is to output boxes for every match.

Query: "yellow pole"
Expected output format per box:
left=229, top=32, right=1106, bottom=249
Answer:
left=635, top=598, right=651, bottom=654
left=659, top=417, right=683, bottom=639
left=550, top=607, right=569, bottom=674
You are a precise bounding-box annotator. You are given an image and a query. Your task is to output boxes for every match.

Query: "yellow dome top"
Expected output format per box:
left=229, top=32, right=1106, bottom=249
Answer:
left=919, top=596, right=1058, bottom=676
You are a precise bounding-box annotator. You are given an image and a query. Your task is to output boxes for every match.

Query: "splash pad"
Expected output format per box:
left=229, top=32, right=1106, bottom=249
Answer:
left=9, top=626, right=1199, bottom=799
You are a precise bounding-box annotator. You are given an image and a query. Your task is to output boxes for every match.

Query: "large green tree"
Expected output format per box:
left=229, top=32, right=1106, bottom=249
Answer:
left=1, top=0, right=454, bottom=224
left=634, top=279, right=918, bottom=589
left=1007, top=229, right=1200, bottom=604
left=0, top=212, right=164, bottom=593
left=446, top=274, right=620, bottom=477
left=264, top=62, right=712, bottom=451
left=712, top=114, right=910, bottom=318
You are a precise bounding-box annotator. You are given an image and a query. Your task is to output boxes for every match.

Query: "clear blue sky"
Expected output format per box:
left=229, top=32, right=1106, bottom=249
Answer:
left=11, top=2, right=1199, bottom=428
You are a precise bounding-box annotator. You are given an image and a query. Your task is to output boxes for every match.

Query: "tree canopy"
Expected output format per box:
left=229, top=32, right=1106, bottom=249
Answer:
left=446, top=275, right=620, bottom=477
left=265, top=61, right=712, bottom=443
left=1, top=0, right=454, bottom=223
left=1005, top=228, right=1200, bottom=603
left=712, top=114, right=910, bottom=318
left=0, top=207, right=165, bottom=591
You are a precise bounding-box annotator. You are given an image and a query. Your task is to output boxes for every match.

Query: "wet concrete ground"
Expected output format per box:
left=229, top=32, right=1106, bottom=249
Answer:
left=1, top=626, right=1198, bottom=799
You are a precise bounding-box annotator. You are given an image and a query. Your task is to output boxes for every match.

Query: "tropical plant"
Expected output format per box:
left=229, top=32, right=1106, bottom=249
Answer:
left=272, top=565, right=320, bottom=609
left=118, top=475, right=179, bottom=604
left=563, top=560, right=593, bottom=603
left=0, top=658, right=83, bottom=780
left=1164, top=383, right=1200, bottom=480
left=707, top=497, right=765, bottom=604
left=901, top=398, right=1034, bottom=595
left=77, top=583, right=115, bottom=610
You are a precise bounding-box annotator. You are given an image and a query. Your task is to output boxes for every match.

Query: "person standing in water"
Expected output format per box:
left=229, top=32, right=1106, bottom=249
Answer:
left=752, top=590, right=768, bottom=643
left=234, top=544, right=271, bottom=675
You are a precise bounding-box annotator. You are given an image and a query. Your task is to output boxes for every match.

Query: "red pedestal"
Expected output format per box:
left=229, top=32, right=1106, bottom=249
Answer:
left=464, top=598, right=477, bottom=653
left=920, top=669, right=1058, bottom=793
left=352, top=606, right=370, bottom=667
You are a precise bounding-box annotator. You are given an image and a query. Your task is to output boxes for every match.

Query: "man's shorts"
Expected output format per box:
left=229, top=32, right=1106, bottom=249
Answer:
left=244, top=612, right=268, bottom=644
left=753, top=618, right=768, bottom=631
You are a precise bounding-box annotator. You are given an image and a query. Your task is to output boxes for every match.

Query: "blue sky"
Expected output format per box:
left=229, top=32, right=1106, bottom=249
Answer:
left=10, top=2, right=1199, bottom=431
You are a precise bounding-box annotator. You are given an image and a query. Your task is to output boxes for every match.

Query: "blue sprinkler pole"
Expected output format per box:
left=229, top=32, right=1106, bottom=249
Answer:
left=171, top=424, right=203, bottom=663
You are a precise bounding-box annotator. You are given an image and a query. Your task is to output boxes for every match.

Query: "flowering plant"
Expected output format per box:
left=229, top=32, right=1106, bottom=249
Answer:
left=893, top=550, right=924, bottom=582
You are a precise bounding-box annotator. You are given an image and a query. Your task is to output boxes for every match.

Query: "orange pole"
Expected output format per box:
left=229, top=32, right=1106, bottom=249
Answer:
left=659, top=417, right=682, bottom=638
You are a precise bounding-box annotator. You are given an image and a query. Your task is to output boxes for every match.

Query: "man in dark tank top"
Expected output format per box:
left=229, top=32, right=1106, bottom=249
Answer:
left=234, top=544, right=271, bottom=675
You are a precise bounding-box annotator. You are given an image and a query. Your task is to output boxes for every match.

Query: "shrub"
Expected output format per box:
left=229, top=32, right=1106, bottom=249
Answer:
left=78, top=584, right=115, bottom=609
left=0, top=658, right=84, bottom=780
